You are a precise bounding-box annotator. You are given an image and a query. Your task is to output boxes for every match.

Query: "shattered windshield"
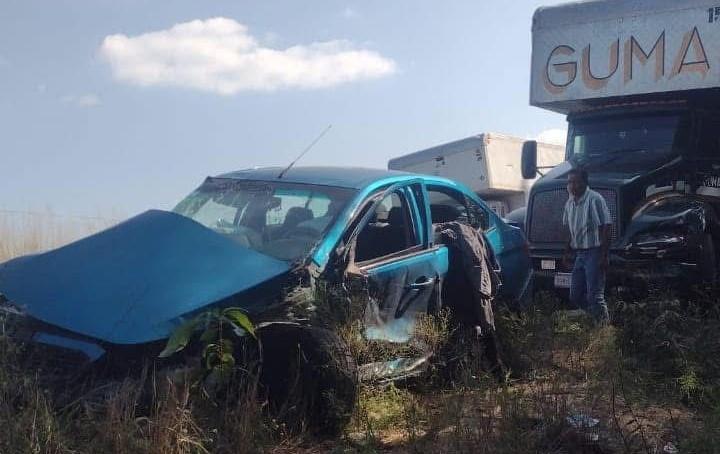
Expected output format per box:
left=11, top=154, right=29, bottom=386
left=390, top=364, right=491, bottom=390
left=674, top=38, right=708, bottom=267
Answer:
left=568, top=114, right=683, bottom=172
left=173, top=178, right=356, bottom=262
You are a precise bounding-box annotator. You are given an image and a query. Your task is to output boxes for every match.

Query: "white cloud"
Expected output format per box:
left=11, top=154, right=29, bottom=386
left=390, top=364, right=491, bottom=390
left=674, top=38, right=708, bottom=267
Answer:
left=61, top=93, right=101, bottom=107
left=342, top=7, right=359, bottom=18
left=536, top=128, right=567, bottom=147
left=99, top=17, right=396, bottom=95
left=36, top=84, right=47, bottom=94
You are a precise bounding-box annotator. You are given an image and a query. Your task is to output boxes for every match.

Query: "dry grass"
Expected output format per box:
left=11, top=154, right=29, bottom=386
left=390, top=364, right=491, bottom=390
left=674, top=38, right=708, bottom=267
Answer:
left=340, top=297, right=710, bottom=454
left=0, top=337, right=277, bottom=454
left=338, top=309, right=452, bottom=369
left=0, top=211, right=115, bottom=262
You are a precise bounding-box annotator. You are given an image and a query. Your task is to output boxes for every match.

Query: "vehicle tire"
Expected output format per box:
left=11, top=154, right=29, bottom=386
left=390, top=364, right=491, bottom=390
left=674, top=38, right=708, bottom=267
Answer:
left=699, top=233, right=717, bottom=284
left=258, top=325, right=357, bottom=437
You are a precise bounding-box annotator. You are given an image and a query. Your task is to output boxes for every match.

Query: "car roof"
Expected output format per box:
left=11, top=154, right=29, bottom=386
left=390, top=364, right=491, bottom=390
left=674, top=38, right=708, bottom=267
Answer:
left=216, top=166, right=439, bottom=190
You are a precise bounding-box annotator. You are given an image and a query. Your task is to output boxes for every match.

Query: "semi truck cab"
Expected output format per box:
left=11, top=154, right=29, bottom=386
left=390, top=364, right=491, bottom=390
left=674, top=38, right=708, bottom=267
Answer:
left=523, top=100, right=720, bottom=288
left=522, top=0, right=720, bottom=289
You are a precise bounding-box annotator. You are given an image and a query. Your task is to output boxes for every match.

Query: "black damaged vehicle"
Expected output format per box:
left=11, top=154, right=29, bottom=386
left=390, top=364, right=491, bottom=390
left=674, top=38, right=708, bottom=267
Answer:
left=523, top=104, right=720, bottom=290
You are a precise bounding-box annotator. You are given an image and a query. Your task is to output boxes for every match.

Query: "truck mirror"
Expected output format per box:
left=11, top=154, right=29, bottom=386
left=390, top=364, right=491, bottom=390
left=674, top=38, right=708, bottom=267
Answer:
left=521, top=140, right=538, bottom=179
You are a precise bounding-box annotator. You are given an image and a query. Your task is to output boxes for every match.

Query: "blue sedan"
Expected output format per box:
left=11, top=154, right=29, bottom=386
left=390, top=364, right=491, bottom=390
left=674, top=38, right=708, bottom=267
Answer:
left=0, top=166, right=532, bottom=432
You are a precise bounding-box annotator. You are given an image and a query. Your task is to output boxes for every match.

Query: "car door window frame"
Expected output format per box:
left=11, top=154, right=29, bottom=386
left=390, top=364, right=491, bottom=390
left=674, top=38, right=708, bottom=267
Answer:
left=336, top=181, right=438, bottom=271
left=354, top=187, right=421, bottom=266
left=408, top=183, right=431, bottom=246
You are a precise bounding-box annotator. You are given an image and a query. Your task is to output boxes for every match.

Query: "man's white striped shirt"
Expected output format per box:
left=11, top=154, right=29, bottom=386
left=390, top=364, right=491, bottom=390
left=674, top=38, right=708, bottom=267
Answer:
left=562, top=188, right=612, bottom=249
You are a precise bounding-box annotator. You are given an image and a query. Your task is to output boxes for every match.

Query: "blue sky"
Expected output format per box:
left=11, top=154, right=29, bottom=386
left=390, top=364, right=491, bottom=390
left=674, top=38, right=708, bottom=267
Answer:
left=0, top=0, right=566, bottom=218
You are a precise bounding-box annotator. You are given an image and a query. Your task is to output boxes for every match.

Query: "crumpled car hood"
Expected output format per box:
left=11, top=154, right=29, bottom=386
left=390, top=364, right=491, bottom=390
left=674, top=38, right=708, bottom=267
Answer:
left=0, top=210, right=290, bottom=345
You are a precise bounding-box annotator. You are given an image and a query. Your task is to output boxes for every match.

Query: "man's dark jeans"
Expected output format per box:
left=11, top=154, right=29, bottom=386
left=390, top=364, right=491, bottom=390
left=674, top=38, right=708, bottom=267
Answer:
left=569, top=247, right=610, bottom=323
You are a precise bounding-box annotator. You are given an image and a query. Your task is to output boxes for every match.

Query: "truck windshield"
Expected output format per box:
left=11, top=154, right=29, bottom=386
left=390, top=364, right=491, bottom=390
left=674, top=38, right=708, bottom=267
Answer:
left=173, top=178, right=355, bottom=263
left=568, top=114, right=681, bottom=172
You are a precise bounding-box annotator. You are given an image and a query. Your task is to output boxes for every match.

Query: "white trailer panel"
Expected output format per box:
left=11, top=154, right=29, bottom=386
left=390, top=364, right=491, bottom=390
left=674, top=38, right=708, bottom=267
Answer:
left=388, top=133, right=564, bottom=209
left=531, top=0, right=720, bottom=113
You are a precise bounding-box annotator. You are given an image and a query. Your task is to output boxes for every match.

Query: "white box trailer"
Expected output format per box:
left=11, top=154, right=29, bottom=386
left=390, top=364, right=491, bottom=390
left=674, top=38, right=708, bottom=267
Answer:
left=388, top=133, right=564, bottom=217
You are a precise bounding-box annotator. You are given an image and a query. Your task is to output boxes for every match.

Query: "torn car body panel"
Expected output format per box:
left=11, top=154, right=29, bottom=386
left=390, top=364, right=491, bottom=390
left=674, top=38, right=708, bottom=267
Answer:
left=360, top=247, right=449, bottom=344
left=616, top=193, right=720, bottom=278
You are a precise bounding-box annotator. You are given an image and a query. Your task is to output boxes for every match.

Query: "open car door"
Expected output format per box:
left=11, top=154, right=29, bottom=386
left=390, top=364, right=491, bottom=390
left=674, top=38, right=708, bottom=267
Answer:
left=341, top=182, right=449, bottom=380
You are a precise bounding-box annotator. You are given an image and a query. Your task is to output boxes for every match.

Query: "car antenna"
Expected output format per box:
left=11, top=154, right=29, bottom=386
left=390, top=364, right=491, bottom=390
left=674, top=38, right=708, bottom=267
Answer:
left=277, top=124, right=332, bottom=179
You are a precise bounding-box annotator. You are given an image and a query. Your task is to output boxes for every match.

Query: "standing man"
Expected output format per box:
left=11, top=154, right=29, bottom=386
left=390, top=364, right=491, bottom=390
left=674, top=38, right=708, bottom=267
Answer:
left=562, top=168, right=612, bottom=325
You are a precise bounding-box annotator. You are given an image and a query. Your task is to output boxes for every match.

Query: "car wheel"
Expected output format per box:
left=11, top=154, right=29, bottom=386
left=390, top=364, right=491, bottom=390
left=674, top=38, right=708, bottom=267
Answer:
left=259, top=325, right=358, bottom=437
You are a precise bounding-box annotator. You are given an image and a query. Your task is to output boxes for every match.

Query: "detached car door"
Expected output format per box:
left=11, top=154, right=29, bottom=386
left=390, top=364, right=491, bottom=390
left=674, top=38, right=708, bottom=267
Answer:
left=345, top=182, right=448, bottom=344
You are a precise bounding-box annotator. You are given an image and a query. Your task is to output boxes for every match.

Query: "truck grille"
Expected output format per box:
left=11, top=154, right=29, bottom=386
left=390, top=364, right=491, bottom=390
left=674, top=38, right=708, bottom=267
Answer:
left=528, top=188, right=618, bottom=244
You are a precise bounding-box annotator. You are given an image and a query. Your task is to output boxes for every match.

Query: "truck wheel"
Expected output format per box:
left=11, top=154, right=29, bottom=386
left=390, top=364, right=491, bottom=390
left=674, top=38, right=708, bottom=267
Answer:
left=699, top=233, right=717, bottom=284
left=259, top=325, right=358, bottom=437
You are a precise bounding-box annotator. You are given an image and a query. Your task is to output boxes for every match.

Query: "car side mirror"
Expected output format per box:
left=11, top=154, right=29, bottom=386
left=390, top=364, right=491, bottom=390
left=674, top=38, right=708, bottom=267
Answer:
left=522, top=140, right=538, bottom=179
